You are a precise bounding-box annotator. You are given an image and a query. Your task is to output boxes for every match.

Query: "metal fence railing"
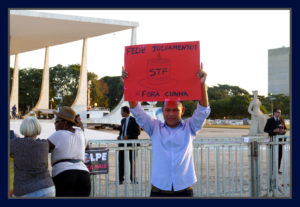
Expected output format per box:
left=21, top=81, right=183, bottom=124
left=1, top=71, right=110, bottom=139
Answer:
left=88, top=135, right=290, bottom=198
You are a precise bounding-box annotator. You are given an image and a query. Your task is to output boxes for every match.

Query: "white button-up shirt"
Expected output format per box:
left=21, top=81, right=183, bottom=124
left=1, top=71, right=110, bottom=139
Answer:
left=130, top=102, right=210, bottom=191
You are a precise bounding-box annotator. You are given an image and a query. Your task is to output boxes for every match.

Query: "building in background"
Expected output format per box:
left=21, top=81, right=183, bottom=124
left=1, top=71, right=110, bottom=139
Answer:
left=268, top=47, right=290, bottom=96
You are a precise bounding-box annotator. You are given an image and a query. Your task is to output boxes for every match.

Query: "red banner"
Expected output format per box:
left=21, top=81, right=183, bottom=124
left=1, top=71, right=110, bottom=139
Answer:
left=124, top=41, right=201, bottom=101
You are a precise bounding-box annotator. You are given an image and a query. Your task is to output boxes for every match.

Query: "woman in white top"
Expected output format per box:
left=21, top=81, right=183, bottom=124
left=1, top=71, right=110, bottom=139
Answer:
left=48, top=106, right=91, bottom=197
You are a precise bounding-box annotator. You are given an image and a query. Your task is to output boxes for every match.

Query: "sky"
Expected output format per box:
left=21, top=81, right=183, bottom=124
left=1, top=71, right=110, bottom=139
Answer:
left=10, top=9, right=290, bottom=96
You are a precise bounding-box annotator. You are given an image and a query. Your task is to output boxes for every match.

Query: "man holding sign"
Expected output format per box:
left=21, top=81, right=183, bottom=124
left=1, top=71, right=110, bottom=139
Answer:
left=122, top=55, right=210, bottom=197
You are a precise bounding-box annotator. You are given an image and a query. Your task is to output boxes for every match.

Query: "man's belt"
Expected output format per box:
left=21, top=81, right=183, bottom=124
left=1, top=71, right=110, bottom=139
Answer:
left=151, top=185, right=193, bottom=194
left=52, top=159, right=82, bottom=166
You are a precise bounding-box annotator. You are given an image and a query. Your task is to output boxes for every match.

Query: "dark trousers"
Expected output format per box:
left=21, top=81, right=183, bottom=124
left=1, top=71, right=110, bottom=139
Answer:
left=53, top=170, right=91, bottom=197
left=118, top=149, right=136, bottom=182
left=278, top=138, right=286, bottom=170
left=150, top=186, right=193, bottom=197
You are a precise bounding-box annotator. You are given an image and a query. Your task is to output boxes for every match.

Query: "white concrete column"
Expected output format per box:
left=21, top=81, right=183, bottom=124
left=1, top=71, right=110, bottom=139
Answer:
left=33, top=46, right=50, bottom=111
left=71, top=38, right=88, bottom=115
left=131, top=27, right=137, bottom=45
left=10, top=54, right=19, bottom=115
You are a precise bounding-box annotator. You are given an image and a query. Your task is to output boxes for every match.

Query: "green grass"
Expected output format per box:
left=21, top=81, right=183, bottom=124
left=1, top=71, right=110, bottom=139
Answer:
left=9, top=157, right=14, bottom=192
left=204, top=124, right=290, bottom=130
left=204, top=125, right=250, bottom=129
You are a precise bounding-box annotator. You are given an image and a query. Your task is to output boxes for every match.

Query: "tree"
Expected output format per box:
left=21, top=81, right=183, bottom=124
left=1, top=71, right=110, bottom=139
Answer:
left=209, top=98, right=230, bottom=119
left=11, top=65, right=290, bottom=119
left=50, top=64, right=80, bottom=108
left=89, top=77, right=109, bottom=108
left=102, top=76, right=124, bottom=110
left=274, top=94, right=290, bottom=118
left=50, top=64, right=110, bottom=109
left=208, top=84, right=249, bottom=101
left=266, top=94, right=290, bottom=118
left=10, top=64, right=109, bottom=114
left=182, top=100, right=197, bottom=117
left=19, top=68, right=43, bottom=115
left=208, top=85, right=251, bottom=119
left=228, top=95, right=252, bottom=118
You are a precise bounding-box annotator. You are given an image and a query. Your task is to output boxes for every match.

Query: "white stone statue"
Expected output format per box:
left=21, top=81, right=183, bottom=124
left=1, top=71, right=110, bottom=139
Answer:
left=248, top=90, right=269, bottom=135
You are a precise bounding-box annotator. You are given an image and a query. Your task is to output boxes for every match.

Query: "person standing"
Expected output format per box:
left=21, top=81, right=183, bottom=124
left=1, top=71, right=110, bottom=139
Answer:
left=121, top=63, right=210, bottom=197
left=12, top=104, right=17, bottom=119
left=10, top=117, right=55, bottom=197
left=48, top=106, right=91, bottom=197
left=117, top=106, right=141, bottom=184
left=264, top=108, right=287, bottom=173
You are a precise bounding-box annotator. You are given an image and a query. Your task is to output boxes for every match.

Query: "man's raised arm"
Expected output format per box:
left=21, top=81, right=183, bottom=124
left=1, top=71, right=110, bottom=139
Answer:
left=198, top=62, right=209, bottom=107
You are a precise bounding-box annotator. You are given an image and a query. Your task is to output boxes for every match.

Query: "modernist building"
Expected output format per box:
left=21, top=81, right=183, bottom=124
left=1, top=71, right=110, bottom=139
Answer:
left=268, top=47, right=290, bottom=96
left=10, top=10, right=138, bottom=117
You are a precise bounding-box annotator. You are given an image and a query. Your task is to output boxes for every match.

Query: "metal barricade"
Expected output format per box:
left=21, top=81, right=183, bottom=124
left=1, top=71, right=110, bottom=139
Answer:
left=88, top=135, right=290, bottom=198
left=88, top=139, right=152, bottom=197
